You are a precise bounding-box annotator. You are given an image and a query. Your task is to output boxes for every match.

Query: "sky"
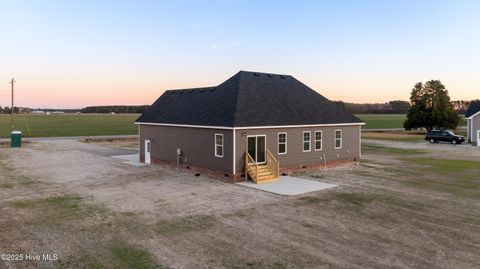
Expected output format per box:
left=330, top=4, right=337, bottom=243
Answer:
left=0, top=0, right=479, bottom=108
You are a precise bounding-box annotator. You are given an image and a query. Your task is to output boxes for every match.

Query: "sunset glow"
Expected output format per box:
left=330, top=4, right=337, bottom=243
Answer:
left=1, top=0, right=479, bottom=108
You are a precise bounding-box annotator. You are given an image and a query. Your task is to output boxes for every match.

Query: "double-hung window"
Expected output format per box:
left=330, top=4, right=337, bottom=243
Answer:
left=303, top=131, right=311, bottom=152
left=278, top=133, right=287, bottom=154
left=215, top=134, right=223, bottom=157
left=335, top=130, right=342, bottom=149
left=314, top=131, right=322, bottom=151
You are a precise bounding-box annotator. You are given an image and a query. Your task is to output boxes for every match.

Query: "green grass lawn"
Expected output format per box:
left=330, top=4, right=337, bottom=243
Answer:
left=355, top=114, right=406, bottom=129
left=0, top=113, right=467, bottom=138
left=362, top=143, right=428, bottom=155
left=3, top=113, right=407, bottom=137
left=357, top=114, right=467, bottom=129
left=0, top=114, right=139, bottom=138
left=403, top=157, right=480, bottom=173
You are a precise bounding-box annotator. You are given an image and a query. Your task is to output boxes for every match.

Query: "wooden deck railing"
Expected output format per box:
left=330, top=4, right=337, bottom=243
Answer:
left=266, top=149, right=280, bottom=179
left=245, top=151, right=258, bottom=183
left=245, top=149, right=280, bottom=183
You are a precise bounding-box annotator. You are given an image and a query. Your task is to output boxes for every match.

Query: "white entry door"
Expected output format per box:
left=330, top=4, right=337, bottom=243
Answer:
left=477, top=131, right=480, bottom=147
left=144, top=140, right=151, bottom=164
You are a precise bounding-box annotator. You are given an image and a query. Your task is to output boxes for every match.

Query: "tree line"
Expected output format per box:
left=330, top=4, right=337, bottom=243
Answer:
left=80, top=105, right=149, bottom=114
left=334, top=99, right=474, bottom=115
left=0, top=106, right=20, bottom=114
left=334, top=100, right=411, bottom=114
left=0, top=106, right=149, bottom=114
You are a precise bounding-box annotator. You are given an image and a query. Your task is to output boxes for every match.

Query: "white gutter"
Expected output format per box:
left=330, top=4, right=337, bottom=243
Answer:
left=135, top=122, right=365, bottom=130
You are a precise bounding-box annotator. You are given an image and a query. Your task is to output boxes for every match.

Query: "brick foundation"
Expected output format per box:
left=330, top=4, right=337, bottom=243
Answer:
left=150, top=157, right=235, bottom=182
left=141, top=157, right=359, bottom=183
left=281, top=158, right=359, bottom=174
left=233, top=158, right=359, bottom=181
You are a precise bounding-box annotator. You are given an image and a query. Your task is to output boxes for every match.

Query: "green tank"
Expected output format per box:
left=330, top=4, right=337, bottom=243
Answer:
left=11, top=131, right=22, bottom=148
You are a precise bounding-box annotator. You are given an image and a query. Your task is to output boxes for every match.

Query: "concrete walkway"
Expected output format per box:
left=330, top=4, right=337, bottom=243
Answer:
left=236, top=176, right=337, bottom=196
left=111, top=154, right=146, bottom=167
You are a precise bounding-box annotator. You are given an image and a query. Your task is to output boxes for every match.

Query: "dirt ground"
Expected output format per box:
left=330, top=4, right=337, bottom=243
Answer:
left=1, top=138, right=480, bottom=268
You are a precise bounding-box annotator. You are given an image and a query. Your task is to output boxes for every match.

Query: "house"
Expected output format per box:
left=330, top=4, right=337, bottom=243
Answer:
left=135, top=71, right=364, bottom=183
left=466, top=100, right=480, bottom=146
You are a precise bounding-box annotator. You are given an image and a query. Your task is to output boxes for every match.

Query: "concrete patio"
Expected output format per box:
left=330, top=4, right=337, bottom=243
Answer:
left=236, top=176, right=337, bottom=195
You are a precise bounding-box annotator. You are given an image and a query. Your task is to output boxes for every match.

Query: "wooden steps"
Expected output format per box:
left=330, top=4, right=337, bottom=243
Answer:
left=255, top=165, right=277, bottom=183
left=245, top=149, right=280, bottom=184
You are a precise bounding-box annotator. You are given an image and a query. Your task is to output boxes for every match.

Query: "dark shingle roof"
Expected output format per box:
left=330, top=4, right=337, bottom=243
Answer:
left=466, top=101, right=480, bottom=118
left=136, top=71, right=362, bottom=127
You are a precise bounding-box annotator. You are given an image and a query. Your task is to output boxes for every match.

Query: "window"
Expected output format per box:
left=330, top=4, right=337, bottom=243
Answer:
left=215, top=134, right=223, bottom=157
left=278, top=133, right=287, bottom=154
left=303, top=131, right=311, bottom=152
left=314, top=131, right=322, bottom=151
left=335, top=130, right=342, bottom=149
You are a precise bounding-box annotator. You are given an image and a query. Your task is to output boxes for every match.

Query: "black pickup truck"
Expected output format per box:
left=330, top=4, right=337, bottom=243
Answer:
left=425, top=130, right=465, bottom=144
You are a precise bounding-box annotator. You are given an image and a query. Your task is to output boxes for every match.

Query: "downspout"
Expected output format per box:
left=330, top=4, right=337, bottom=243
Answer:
left=233, top=128, right=236, bottom=175
left=470, top=118, right=473, bottom=144
left=138, top=124, right=141, bottom=161
left=359, top=125, right=362, bottom=159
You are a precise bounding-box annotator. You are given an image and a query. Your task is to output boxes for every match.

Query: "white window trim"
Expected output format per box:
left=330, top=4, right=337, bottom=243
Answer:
left=314, top=130, right=323, bottom=151
left=215, top=133, right=224, bottom=158
left=335, top=129, right=342, bottom=149
left=278, top=132, right=287, bottom=155
left=303, top=131, right=311, bottom=152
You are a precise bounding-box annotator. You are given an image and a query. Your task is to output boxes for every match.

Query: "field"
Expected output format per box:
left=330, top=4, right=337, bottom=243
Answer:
left=362, top=130, right=425, bottom=142
left=1, top=114, right=405, bottom=138
left=0, top=114, right=467, bottom=140
left=0, top=114, right=139, bottom=138
left=1, top=138, right=479, bottom=268
left=356, top=114, right=467, bottom=130
left=355, top=114, right=406, bottom=129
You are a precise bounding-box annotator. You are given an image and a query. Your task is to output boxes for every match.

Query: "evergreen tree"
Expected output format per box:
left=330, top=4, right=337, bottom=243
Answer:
left=404, top=80, right=459, bottom=130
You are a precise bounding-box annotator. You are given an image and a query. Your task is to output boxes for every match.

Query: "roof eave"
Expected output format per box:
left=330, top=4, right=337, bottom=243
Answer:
left=135, top=122, right=365, bottom=130
left=466, top=111, right=480, bottom=119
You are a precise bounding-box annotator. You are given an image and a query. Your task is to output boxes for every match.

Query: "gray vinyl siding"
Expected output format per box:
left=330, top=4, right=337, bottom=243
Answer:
left=139, top=125, right=233, bottom=173
left=473, top=115, right=480, bottom=143
left=467, top=119, right=472, bottom=142
left=234, top=125, right=361, bottom=173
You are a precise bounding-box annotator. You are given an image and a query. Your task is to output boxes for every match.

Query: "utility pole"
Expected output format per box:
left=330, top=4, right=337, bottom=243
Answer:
left=9, top=78, right=15, bottom=132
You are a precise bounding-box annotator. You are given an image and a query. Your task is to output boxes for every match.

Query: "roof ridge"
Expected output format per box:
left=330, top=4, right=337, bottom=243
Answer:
left=166, top=86, right=216, bottom=92
left=229, top=71, right=243, bottom=127
left=238, top=70, right=292, bottom=77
